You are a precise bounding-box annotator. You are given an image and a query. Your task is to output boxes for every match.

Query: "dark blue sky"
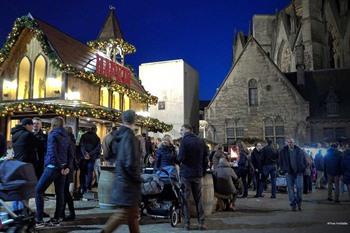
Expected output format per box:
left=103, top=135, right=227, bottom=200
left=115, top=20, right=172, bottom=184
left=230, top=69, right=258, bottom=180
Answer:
left=0, top=0, right=290, bottom=100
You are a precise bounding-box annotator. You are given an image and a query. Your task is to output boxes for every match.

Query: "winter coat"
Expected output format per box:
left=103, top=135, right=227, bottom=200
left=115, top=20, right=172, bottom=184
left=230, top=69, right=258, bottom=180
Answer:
left=80, top=131, right=101, bottom=160
left=324, top=148, right=342, bottom=176
left=212, top=150, right=226, bottom=170
left=102, top=130, right=115, bottom=161
left=262, top=144, right=278, bottom=166
left=314, top=151, right=324, bottom=171
left=66, top=133, right=76, bottom=182
left=341, top=149, right=350, bottom=185
left=11, top=125, right=37, bottom=164
left=111, top=126, right=141, bottom=206
left=213, top=159, right=238, bottom=196
left=33, top=130, right=47, bottom=177
left=177, top=132, right=208, bottom=178
left=45, top=127, right=70, bottom=169
left=155, top=144, right=176, bottom=170
left=238, top=151, right=250, bottom=171
left=279, top=145, right=307, bottom=175
left=251, top=148, right=264, bottom=171
left=0, top=133, right=6, bottom=157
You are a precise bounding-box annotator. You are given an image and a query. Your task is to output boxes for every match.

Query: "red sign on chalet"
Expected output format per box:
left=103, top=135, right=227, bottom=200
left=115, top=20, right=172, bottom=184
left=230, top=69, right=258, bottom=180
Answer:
left=95, top=54, right=131, bottom=86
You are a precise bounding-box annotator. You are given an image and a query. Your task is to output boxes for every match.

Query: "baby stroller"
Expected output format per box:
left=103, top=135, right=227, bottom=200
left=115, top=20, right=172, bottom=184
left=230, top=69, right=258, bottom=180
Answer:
left=140, top=167, right=182, bottom=227
left=0, top=160, right=37, bottom=233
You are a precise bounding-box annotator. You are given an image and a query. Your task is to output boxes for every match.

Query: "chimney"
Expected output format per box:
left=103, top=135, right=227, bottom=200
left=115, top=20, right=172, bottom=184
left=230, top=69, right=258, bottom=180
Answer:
left=295, top=43, right=305, bottom=86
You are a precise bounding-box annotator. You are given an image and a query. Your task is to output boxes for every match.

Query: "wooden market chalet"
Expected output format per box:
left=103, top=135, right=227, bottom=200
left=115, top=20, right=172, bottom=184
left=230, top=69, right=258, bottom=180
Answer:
left=0, top=7, right=172, bottom=140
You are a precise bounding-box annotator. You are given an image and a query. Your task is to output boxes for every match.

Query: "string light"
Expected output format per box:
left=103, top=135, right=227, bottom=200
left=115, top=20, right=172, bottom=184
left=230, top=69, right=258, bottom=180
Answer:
left=0, top=102, right=172, bottom=132
left=0, top=16, right=158, bottom=105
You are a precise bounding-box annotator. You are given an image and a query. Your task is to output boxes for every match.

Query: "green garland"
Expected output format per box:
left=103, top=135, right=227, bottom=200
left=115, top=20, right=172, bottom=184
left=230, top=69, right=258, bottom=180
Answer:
left=0, top=16, right=158, bottom=105
left=87, top=38, right=136, bottom=55
left=0, top=102, right=172, bottom=132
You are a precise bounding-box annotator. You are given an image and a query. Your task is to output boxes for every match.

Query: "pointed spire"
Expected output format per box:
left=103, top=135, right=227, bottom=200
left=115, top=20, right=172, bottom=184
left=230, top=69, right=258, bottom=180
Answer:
left=98, top=5, right=123, bottom=40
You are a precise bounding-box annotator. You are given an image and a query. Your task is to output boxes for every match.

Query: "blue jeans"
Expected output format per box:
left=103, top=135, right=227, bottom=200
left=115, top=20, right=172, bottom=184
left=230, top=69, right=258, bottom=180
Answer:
left=83, top=159, right=96, bottom=192
left=35, top=167, right=65, bottom=222
left=286, top=174, right=303, bottom=207
left=263, top=165, right=277, bottom=197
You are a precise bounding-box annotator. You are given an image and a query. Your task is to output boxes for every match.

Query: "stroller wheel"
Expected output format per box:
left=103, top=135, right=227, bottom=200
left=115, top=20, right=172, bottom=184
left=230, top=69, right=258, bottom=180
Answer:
left=170, top=209, right=179, bottom=227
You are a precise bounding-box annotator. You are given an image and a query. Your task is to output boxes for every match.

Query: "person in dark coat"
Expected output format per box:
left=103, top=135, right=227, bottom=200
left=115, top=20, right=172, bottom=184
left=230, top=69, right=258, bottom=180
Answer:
left=79, top=125, right=101, bottom=193
left=251, top=142, right=264, bottom=198
left=262, top=139, right=278, bottom=198
left=102, top=110, right=141, bottom=233
left=314, top=147, right=325, bottom=189
left=279, top=138, right=307, bottom=211
left=0, top=132, right=6, bottom=158
left=11, top=118, right=37, bottom=165
left=33, top=117, right=48, bottom=179
left=341, top=145, right=350, bottom=200
left=324, top=143, right=342, bottom=203
left=213, top=157, right=238, bottom=211
left=178, top=124, right=208, bottom=231
left=35, top=117, right=71, bottom=226
left=212, top=145, right=226, bottom=171
left=237, top=141, right=251, bottom=198
left=61, top=127, right=76, bottom=221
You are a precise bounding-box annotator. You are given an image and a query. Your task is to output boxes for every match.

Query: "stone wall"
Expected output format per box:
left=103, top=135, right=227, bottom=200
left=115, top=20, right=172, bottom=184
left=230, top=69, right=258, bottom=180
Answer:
left=205, top=38, right=309, bottom=145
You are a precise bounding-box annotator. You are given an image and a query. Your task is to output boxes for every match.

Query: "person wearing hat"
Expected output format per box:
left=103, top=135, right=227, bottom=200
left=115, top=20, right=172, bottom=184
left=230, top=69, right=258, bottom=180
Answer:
left=11, top=118, right=38, bottom=165
left=101, top=110, right=141, bottom=233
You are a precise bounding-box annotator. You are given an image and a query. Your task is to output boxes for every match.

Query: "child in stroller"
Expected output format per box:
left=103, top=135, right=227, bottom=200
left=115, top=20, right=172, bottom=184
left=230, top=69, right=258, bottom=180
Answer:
left=140, top=166, right=182, bottom=227
left=0, top=160, right=37, bottom=232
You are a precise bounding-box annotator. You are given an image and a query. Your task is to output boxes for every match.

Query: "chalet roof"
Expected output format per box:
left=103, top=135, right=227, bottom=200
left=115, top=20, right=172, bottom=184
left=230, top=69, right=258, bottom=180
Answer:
left=98, top=7, right=123, bottom=40
left=285, top=68, right=350, bottom=120
left=35, top=18, right=145, bottom=94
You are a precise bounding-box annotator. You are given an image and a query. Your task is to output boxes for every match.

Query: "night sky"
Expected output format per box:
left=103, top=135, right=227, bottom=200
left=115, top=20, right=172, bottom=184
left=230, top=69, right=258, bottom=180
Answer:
left=0, top=0, right=290, bottom=100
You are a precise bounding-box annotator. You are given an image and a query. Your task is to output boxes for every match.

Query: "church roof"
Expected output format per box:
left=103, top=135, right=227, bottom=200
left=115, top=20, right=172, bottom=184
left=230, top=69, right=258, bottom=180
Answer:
left=285, top=68, right=350, bottom=120
left=98, top=6, right=123, bottom=40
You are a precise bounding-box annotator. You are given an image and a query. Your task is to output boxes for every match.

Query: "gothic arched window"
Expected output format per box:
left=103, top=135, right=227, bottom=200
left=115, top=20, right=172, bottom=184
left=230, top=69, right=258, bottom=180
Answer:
left=33, top=55, right=46, bottom=98
left=275, top=116, right=285, bottom=147
left=248, top=79, right=258, bottom=106
left=17, top=56, right=31, bottom=100
left=326, top=87, right=339, bottom=116
left=264, top=118, right=274, bottom=141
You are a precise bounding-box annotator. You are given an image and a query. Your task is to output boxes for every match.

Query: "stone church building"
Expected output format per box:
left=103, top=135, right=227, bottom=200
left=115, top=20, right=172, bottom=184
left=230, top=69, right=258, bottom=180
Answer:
left=205, top=0, right=350, bottom=146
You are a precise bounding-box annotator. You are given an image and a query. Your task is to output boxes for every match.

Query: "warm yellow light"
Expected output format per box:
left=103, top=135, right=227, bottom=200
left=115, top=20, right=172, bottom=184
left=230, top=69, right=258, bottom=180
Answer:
left=65, top=91, right=81, bottom=100
left=3, top=79, right=17, bottom=90
left=46, top=77, right=62, bottom=88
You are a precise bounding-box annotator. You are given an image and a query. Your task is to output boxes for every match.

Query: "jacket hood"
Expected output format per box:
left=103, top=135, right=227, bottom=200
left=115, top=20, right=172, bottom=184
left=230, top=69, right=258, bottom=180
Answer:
left=183, top=132, right=196, bottom=139
left=11, top=124, right=26, bottom=135
left=11, top=125, right=28, bottom=143
left=114, top=126, right=133, bottom=142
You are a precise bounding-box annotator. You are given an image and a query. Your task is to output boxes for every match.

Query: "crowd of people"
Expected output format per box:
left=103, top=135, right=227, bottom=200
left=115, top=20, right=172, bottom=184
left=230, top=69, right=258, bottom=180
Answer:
left=209, top=139, right=350, bottom=212
left=1, top=112, right=350, bottom=232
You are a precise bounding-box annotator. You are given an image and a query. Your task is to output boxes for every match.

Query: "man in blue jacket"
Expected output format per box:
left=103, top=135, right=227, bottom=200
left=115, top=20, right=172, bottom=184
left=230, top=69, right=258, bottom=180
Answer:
left=324, top=143, right=342, bottom=203
left=178, top=124, right=208, bottom=231
left=279, top=138, right=307, bottom=211
left=35, top=117, right=71, bottom=227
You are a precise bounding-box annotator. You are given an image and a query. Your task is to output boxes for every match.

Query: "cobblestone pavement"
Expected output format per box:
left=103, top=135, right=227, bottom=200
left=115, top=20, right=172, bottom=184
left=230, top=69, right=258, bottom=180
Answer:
left=34, top=189, right=350, bottom=233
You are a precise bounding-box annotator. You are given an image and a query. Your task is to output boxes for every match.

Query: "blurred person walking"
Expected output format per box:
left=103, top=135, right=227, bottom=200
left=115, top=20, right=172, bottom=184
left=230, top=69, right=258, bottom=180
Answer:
left=324, top=143, right=342, bottom=203
left=101, top=110, right=141, bottom=233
